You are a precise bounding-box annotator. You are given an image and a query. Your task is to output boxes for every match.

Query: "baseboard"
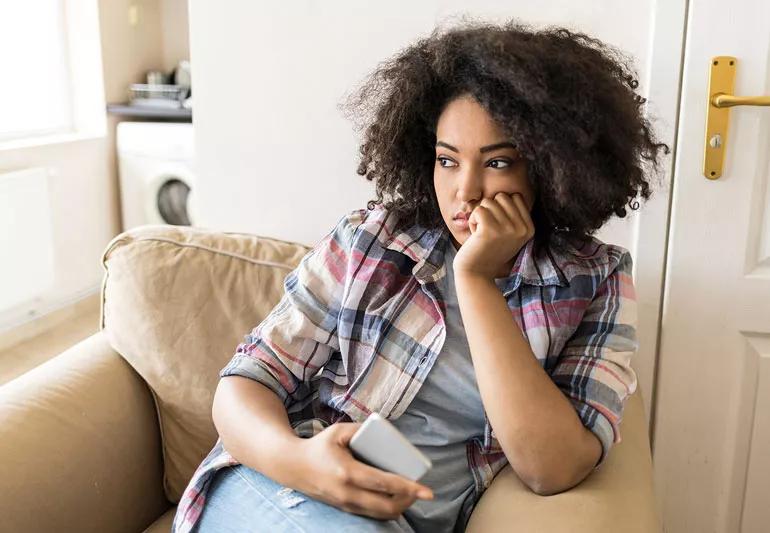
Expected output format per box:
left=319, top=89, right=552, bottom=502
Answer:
left=0, top=286, right=102, bottom=353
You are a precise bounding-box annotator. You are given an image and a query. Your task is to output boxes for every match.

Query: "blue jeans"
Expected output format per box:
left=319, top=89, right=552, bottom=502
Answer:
left=193, top=464, right=416, bottom=532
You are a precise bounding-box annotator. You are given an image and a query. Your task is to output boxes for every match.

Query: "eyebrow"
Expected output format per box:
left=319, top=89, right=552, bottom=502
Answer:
left=435, top=141, right=517, bottom=153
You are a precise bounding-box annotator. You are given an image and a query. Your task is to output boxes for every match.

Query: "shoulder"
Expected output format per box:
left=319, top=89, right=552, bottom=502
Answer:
left=321, top=207, right=371, bottom=249
left=332, top=204, right=397, bottom=248
left=550, top=233, right=634, bottom=288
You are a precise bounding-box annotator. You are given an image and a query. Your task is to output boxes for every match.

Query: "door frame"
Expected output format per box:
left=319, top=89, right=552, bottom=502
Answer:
left=631, top=0, right=689, bottom=440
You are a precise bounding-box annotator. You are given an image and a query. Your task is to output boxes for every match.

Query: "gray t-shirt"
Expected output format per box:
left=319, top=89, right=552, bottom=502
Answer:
left=391, top=238, right=504, bottom=533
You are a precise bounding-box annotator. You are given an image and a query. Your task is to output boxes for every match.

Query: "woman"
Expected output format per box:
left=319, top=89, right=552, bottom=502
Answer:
left=173, top=17, right=669, bottom=533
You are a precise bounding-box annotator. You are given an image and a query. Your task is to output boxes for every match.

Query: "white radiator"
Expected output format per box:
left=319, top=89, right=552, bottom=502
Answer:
left=0, top=167, right=55, bottom=313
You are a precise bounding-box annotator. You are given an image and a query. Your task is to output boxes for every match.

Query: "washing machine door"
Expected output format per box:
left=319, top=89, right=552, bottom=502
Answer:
left=146, top=166, right=196, bottom=226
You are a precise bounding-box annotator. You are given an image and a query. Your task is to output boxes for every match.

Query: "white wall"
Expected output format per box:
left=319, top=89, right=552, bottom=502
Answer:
left=188, top=0, right=682, bottom=425
left=189, top=0, right=654, bottom=247
left=160, top=0, right=190, bottom=72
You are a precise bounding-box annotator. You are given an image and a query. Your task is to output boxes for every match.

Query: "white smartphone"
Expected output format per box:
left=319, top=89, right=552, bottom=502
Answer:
left=348, top=412, right=432, bottom=481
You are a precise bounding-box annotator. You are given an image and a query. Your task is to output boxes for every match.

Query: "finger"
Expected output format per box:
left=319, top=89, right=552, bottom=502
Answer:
left=469, top=205, right=495, bottom=233
left=333, top=422, right=362, bottom=446
left=337, top=493, right=390, bottom=520
left=468, top=208, right=480, bottom=233
left=391, top=490, right=418, bottom=507
left=341, top=486, right=406, bottom=520
left=390, top=490, right=418, bottom=513
left=493, top=192, right=525, bottom=230
left=348, top=462, right=433, bottom=499
left=478, top=197, right=509, bottom=229
left=510, top=193, right=535, bottom=235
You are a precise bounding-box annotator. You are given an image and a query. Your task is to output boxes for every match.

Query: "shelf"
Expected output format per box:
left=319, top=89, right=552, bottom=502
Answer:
left=106, top=103, right=192, bottom=121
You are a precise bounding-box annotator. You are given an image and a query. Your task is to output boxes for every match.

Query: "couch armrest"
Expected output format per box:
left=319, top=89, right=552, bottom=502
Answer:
left=466, top=391, right=661, bottom=532
left=0, top=331, right=171, bottom=533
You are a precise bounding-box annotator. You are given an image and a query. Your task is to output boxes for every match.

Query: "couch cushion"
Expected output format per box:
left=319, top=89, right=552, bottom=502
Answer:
left=142, top=507, right=176, bottom=533
left=100, top=224, right=311, bottom=503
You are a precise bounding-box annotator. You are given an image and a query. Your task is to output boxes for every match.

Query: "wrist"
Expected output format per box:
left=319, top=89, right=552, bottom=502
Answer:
left=454, top=268, right=495, bottom=284
left=251, top=432, right=309, bottom=489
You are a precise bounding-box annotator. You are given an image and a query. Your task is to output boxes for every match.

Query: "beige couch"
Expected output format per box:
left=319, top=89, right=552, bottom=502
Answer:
left=0, top=224, right=662, bottom=532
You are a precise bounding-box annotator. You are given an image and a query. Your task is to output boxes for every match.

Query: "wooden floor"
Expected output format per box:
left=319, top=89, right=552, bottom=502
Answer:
left=0, top=294, right=101, bottom=386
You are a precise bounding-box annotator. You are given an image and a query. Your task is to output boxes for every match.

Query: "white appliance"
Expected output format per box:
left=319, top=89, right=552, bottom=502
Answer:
left=116, top=122, right=197, bottom=231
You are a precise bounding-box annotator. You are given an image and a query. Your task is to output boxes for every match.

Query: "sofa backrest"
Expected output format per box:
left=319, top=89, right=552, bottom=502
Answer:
left=100, top=224, right=311, bottom=503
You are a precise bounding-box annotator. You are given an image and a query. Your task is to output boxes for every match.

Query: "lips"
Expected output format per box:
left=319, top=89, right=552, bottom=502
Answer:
left=453, top=211, right=471, bottom=220
left=453, top=217, right=470, bottom=231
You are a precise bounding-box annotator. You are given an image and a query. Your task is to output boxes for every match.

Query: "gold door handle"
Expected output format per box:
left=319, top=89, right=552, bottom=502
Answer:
left=703, top=56, right=770, bottom=179
left=711, top=93, right=770, bottom=107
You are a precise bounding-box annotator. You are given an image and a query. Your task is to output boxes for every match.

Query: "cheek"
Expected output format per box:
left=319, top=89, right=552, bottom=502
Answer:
left=511, top=176, right=535, bottom=209
left=433, top=182, right=451, bottom=209
left=524, top=189, right=536, bottom=210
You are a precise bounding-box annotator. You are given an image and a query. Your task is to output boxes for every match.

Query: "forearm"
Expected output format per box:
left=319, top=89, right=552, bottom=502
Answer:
left=454, top=272, right=601, bottom=494
left=212, top=376, right=305, bottom=486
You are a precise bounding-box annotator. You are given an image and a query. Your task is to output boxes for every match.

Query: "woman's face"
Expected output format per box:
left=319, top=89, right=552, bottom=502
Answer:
left=433, top=94, right=534, bottom=250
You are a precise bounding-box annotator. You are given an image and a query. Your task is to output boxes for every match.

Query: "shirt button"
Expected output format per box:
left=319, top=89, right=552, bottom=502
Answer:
left=419, top=355, right=429, bottom=366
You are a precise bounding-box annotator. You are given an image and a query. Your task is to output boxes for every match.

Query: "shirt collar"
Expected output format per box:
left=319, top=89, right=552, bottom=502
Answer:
left=380, top=207, right=571, bottom=295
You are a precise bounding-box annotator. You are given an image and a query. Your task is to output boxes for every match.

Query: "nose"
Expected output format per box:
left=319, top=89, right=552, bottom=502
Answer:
left=456, top=167, right=483, bottom=204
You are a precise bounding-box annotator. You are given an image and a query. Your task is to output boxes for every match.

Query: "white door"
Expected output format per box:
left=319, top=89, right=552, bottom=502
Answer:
left=652, top=0, right=770, bottom=531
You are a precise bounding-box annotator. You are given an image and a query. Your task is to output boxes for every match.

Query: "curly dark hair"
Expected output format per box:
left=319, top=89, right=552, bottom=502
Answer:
left=338, top=16, right=671, bottom=254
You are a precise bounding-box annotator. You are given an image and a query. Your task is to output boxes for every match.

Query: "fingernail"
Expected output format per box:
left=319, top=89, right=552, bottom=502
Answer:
left=418, top=489, right=433, bottom=499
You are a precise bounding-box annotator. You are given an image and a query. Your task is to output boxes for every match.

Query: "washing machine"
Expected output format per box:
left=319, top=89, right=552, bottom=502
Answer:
left=116, top=121, right=198, bottom=231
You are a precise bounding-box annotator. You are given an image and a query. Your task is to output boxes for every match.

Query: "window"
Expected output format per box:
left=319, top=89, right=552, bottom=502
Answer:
left=0, top=0, right=74, bottom=142
left=0, top=0, right=105, bottom=148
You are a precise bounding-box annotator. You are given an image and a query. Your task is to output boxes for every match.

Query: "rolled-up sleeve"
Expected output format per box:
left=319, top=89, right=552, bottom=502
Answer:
left=219, top=209, right=365, bottom=406
left=551, top=249, right=639, bottom=470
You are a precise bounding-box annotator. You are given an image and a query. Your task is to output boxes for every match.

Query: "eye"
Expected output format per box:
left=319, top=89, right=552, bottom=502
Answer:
left=436, top=156, right=516, bottom=169
left=488, top=158, right=512, bottom=169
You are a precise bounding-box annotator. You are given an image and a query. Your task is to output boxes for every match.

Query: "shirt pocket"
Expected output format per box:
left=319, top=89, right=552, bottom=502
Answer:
left=342, top=278, right=437, bottom=418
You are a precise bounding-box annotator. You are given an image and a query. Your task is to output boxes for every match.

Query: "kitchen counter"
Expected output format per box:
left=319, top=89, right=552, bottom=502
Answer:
left=106, top=103, right=192, bottom=122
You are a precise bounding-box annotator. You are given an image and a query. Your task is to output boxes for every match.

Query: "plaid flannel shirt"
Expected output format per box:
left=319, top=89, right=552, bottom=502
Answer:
left=172, top=204, right=639, bottom=533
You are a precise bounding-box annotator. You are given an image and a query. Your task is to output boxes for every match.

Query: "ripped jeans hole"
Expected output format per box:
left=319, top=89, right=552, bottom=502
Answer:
left=276, top=487, right=307, bottom=509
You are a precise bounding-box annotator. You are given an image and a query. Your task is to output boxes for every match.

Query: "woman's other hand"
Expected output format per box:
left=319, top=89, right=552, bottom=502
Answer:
left=289, top=422, right=434, bottom=520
